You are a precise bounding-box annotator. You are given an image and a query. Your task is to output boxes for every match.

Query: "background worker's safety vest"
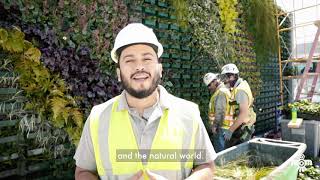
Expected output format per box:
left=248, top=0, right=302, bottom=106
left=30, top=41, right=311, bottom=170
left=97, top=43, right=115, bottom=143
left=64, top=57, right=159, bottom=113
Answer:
left=89, top=98, right=198, bottom=179
left=208, top=86, right=234, bottom=129
left=230, top=80, right=256, bottom=126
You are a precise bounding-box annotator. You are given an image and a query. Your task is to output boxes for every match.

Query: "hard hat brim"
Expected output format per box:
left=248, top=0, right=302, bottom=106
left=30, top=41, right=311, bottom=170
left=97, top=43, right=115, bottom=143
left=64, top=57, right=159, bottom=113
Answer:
left=111, top=42, right=163, bottom=63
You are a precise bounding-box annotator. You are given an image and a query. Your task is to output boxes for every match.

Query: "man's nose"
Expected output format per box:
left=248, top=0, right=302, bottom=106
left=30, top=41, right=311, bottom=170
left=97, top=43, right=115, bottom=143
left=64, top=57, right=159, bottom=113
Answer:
left=134, top=60, right=145, bottom=71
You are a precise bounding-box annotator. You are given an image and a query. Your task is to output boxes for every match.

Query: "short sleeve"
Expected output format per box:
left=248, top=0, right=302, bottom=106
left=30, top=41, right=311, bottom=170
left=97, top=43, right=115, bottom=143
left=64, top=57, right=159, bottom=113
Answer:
left=193, top=107, right=217, bottom=166
left=73, top=116, right=97, bottom=172
left=235, top=90, right=249, bottom=105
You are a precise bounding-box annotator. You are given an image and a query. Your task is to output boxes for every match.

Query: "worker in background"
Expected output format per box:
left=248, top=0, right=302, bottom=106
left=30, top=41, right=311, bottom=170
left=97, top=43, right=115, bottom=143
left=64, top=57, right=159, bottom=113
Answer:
left=220, top=63, right=256, bottom=147
left=203, top=73, right=233, bottom=152
left=74, top=23, right=216, bottom=180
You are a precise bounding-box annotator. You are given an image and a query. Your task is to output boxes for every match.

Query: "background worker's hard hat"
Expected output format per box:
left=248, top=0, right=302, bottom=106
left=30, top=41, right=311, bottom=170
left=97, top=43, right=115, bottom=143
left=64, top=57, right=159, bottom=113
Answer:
left=111, top=23, right=163, bottom=63
left=203, top=73, right=219, bottom=86
left=221, top=63, right=239, bottom=74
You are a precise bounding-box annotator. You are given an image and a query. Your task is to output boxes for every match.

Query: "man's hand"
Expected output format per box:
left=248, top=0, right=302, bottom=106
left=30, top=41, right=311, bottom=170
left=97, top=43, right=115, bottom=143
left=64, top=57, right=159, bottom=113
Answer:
left=211, top=126, right=217, bottom=134
left=146, top=170, right=168, bottom=180
left=75, top=166, right=98, bottom=180
left=129, top=170, right=143, bottom=180
left=208, top=113, right=215, bottom=126
left=223, top=129, right=233, bottom=141
left=186, top=162, right=214, bottom=180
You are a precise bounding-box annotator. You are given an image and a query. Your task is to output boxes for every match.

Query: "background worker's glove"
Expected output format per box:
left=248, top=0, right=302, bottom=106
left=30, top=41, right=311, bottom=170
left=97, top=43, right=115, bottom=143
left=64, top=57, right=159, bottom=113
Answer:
left=211, top=126, right=217, bottom=134
left=223, top=129, right=233, bottom=141
left=208, top=113, right=215, bottom=125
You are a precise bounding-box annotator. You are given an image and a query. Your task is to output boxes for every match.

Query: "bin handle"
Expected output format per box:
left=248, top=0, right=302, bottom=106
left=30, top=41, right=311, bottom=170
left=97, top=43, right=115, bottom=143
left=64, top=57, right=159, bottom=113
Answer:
left=250, top=138, right=304, bottom=148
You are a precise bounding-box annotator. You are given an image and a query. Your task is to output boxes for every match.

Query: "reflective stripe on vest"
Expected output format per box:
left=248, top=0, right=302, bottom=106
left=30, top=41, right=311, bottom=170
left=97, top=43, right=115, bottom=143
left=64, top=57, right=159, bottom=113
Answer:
left=90, top=98, right=198, bottom=178
left=221, top=115, right=235, bottom=129
left=90, top=107, right=107, bottom=176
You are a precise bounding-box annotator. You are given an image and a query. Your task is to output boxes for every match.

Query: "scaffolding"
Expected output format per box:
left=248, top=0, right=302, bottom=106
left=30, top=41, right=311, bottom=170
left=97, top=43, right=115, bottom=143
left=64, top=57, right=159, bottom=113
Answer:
left=276, top=0, right=320, bottom=105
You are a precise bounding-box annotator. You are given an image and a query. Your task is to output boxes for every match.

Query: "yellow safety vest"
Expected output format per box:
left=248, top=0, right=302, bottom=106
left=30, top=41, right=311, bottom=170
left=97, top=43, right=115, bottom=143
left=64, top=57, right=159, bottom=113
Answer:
left=89, top=98, right=198, bottom=179
left=208, top=89, right=220, bottom=119
left=208, top=86, right=235, bottom=129
left=231, top=80, right=256, bottom=125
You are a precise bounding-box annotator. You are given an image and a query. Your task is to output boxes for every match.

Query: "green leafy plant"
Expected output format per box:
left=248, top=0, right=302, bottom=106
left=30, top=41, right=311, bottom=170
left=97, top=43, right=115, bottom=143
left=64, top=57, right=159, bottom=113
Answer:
left=241, top=0, right=278, bottom=63
left=168, top=0, right=189, bottom=28
left=287, top=100, right=320, bottom=118
left=2, top=1, right=122, bottom=116
left=217, top=0, right=239, bottom=35
left=187, top=0, right=233, bottom=68
left=298, top=165, right=320, bottom=180
left=0, top=27, right=84, bottom=145
left=2, top=0, right=128, bottom=73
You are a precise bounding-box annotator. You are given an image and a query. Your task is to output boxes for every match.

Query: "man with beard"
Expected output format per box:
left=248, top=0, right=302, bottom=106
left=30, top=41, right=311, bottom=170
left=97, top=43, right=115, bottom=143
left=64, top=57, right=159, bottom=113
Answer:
left=74, top=23, right=216, bottom=180
left=220, top=63, right=256, bottom=147
left=203, top=73, right=232, bottom=152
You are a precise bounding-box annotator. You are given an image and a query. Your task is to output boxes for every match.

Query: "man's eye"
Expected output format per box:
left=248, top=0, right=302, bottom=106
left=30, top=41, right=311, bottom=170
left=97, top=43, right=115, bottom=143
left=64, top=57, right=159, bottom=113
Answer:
left=125, top=59, right=134, bottom=63
left=144, top=58, right=152, bottom=61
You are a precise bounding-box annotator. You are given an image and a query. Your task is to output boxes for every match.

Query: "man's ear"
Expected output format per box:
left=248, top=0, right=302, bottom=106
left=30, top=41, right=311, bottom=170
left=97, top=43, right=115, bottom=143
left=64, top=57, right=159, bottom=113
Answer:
left=116, top=68, right=121, bottom=82
left=158, top=64, right=163, bottom=78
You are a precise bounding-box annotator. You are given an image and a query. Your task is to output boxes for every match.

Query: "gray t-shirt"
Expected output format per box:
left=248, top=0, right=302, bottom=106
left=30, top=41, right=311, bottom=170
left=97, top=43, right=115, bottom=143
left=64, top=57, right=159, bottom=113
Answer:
left=214, top=91, right=227, bottom=128
left=235, top=90, right=249, bottom=105
left=74, top=85, right=217, bottom=179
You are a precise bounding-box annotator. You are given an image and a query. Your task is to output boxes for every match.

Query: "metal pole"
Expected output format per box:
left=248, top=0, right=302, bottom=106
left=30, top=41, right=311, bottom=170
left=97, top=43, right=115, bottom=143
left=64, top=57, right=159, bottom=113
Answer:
left=276, top=7, right=284, bottom=106
left=308, top=24, right=320, bottom=100
left=277, top=4, right=320, bottom=16
left=295, top=21, right=320, bottom=100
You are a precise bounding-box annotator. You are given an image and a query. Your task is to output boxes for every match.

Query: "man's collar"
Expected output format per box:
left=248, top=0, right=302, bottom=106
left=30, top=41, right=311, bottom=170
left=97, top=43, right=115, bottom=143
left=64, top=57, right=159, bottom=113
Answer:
left=117, top=90, right=129, bottom=111
left=217, top=83, right=224, bottom=89
left=117, top=85, right=171, bottom=111
left=234, top=78, right=243, bottom=88
left=212, top=83, right=224, bottom=94
left=158, top=85, right=171, bottom=109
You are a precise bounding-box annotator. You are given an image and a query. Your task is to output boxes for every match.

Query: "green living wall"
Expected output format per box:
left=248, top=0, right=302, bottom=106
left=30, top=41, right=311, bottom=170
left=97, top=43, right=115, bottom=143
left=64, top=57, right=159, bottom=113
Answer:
left=0, top=0, right=290, bottom=179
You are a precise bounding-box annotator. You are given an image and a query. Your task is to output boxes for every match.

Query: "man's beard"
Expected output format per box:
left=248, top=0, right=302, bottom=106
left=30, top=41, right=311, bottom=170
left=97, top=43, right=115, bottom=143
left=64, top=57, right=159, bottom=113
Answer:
left=120, top=70, right=161, bottom=99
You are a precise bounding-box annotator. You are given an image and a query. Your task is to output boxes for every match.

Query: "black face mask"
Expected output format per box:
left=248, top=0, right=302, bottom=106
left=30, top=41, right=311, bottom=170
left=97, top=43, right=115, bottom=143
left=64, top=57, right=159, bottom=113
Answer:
left=229, top=79, right=237, bottom=87
left=226, top=73, right=238, bottom=87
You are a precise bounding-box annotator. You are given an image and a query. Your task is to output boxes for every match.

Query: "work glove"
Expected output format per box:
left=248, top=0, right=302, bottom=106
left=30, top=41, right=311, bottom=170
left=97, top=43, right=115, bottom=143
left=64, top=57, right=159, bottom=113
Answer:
left=211, top=126, right=217, bottom=134
left=223, top=129, right=233, bottom=141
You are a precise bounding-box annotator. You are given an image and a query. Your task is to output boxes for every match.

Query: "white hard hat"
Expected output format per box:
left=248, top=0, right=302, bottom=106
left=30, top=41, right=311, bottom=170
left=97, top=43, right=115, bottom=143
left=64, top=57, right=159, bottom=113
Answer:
left=221, top=63, right=239, bottom=74
left=111, top=23, right=163, bottom=63
left=203, top=73, right=219, bottom=86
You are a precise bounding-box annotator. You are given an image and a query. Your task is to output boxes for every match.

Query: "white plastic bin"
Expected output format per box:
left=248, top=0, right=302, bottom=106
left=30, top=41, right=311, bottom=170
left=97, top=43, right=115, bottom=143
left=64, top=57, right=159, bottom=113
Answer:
left=214, top=138, right=306, bottom=180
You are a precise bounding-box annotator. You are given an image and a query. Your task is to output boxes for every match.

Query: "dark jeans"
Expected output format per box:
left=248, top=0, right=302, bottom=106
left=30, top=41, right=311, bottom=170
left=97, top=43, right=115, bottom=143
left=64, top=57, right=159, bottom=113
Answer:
left=212, top=127, right=228, bottom=152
